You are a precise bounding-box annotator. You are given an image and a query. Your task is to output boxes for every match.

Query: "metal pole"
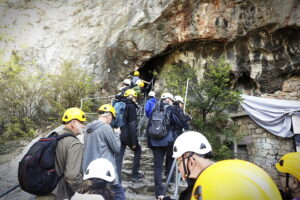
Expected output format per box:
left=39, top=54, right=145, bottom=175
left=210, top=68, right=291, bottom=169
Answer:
left=162, top=159, right=177, bottom=195
left=0, top=184, right=20, bottom=198
left=184, top=79, right=189, bottom=113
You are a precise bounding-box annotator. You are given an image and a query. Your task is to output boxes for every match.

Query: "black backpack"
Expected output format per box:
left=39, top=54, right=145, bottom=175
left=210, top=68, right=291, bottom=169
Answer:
left=148, top=101, right=170, bottom=139
left=18, top=132, right=75, bottom=195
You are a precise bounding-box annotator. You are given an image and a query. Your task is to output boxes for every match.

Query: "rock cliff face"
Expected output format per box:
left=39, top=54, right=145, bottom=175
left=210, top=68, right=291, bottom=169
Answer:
left=1, top=0, right=299, bottom=94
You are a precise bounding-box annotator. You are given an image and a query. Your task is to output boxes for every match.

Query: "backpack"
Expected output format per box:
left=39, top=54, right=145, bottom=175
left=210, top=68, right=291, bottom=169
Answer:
left=111, top=101, right=126, bottom=128
left=18, top=132, right=75, bottom=195
left=148, top=101, right=170, bottom=139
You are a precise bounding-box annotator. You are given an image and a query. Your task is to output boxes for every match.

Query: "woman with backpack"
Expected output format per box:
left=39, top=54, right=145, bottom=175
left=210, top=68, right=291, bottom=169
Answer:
left=71, top=158, right=115, bottom=200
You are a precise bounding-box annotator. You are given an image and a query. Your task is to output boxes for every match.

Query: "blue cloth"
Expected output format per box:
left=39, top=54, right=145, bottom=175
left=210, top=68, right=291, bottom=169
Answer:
left=145, top=97, right=157, bottom=118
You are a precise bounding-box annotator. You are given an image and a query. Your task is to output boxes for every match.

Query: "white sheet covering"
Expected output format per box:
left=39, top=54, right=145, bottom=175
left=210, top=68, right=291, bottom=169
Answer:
left=241, top=94, right=300, bottom=138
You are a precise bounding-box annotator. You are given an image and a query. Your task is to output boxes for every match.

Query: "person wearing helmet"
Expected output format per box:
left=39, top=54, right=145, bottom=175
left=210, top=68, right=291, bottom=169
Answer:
left=132, top=79, right=145, bottom=100
left=275, top=152, right=300, bottom=200
left=148, top=93, right=189, bottom=199
left=82, top=104, right=125, bottom=200
left=190, top=159, right=282, bottom=200
left=131, top=70, right=141, bottom=86
left=72, top=158, right=116, bottom=200
left=173, top=95, right=191, bottom=133
left=145, top=91, right=157, bottom=118
left=115, top=89, right=145, bottom=183
left=157, top=131, right=214, bottom=200
left=118, top=79, right=132, bottom=96
left=36, top=108, right=86, bottom=200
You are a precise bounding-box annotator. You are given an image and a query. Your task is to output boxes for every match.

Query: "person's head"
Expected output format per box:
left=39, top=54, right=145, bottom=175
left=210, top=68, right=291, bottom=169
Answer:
left=161, top=92, right=174, bottom=105
left=148, top=91, right=155, bottom=98
left=123, top=79, right=131, bottom=86
left=174, top=95, right=184, bottom=109
left=98, top=104, right=116, bottom=124
left=173, top=131, right=212, bottom=180
left=133, top=71, right=140, bottom=76
left=276, top=152, right=300, bottom=198
left=124, top=89, right=138, bottom=102
left=191, top=159, right=282, bottom=200
left=79, top=158, right=115, bottom=199
left=135, top=79, right=144, bottom=88
left=62, top=107, right=86, bottom=135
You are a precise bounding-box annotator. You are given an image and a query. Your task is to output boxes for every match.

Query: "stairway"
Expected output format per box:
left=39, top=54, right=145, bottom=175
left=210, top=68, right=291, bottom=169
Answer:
left=120, top=101, right=187, bottom=200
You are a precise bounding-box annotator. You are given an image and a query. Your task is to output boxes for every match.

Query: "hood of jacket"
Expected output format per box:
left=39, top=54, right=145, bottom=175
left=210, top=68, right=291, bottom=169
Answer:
left=86, top=120, right=106, bottom=134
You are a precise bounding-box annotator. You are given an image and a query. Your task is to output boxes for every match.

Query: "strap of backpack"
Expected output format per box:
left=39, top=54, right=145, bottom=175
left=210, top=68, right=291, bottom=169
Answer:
left=49, top=132, right=76, bottom=140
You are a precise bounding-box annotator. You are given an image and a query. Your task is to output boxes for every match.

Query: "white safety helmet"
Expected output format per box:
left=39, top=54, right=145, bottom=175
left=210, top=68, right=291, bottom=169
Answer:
left=83, top=158, right=116, bottom=182
left=148, top=91, right=155, bottom=97
left=161, top=92, right=174, bottom=100
left=123, top=79, right=131, bottom=85
left=174, top=96, right=184, bottom=104
left=173, top=131, right=212, bottom=158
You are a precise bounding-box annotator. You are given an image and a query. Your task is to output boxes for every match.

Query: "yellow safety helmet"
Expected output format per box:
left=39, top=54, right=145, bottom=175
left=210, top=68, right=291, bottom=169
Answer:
left=133, top=71, right=140, bottom=76
left=191, top=159, right=282, bottom=200
left=62, top=107, right=87, bottom=123
left=136, top=80, right=144, bottom=88
left=98, top=104, right=116, bottom=118
left=276, top=152, right=300, bottom=181
left=124, top=89, right=138, bottom=97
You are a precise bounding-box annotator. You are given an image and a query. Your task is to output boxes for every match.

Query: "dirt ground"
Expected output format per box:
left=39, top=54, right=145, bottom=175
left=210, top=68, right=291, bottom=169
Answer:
left=0, top=138, right=37, bottom=200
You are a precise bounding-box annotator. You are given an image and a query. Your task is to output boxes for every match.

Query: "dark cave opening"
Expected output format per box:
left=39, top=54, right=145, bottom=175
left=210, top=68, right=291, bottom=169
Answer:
left=138, top=54, right=168, bottom=94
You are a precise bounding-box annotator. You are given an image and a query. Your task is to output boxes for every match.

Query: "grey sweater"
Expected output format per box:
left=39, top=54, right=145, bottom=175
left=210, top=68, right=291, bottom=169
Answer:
left=82, top=120, right=121, bottom=184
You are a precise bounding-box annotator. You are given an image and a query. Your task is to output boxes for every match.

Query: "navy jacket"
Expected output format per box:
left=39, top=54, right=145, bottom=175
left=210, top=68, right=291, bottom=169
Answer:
left=119, top=98, right=139, bottom=147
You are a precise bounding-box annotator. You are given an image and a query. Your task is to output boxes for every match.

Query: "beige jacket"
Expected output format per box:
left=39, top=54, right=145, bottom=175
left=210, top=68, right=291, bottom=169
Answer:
left=53, top=127, right=83, bottom=200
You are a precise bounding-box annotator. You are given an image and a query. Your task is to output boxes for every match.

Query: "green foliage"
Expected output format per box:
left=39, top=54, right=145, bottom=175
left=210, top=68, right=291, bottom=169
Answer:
left=45, top=61, right=98, bottom=119
left=161, top=57, right=242, bottom=160
left=0, top=55, right=98, bottom=143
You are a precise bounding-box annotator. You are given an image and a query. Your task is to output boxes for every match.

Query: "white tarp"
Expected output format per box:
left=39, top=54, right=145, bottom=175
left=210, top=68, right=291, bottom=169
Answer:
left=241, top=94, right=300, bottom=138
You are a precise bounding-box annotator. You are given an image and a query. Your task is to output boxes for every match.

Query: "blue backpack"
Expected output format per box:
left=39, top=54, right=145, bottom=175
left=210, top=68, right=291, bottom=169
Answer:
left=111, top=101, right=126, bottom=128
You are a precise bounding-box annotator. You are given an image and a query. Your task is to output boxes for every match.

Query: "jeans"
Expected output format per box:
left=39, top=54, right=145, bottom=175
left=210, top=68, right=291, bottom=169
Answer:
left=116, top=142, right=142, bottom=182
left=152, top=146, right=174, bottom=197
left=113, top=183, right=126, bottom=200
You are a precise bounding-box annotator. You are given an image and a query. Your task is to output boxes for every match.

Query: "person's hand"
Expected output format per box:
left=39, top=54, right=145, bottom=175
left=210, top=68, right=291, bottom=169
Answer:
left=113, top=128, right=121, bottom=134
left=157, top=195, right=172, bottom=200
left=131, top=145, right=137, bottom=150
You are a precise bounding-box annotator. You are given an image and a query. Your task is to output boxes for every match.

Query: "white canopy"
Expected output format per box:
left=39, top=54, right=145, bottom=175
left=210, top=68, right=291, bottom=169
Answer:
left=241, top=94, right=300, bottom=138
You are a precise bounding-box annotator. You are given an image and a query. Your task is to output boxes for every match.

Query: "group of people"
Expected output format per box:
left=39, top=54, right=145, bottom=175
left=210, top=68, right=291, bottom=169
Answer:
left=35, top=70, right=300, bottom=200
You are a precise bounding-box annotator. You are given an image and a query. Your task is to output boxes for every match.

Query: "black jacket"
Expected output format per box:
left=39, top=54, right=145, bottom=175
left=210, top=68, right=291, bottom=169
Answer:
left=120, top=98, right=139, bottom=147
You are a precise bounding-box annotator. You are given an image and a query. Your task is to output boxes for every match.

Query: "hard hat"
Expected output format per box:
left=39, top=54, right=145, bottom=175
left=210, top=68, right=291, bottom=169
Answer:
left=123, top=79, right=131, bottom=85
left=161, top=93, right=174, bottom=100
left=173, top=131, right=212, bottom=158
left=124, top=89, right=138, bottom=97
left=191, top=159, right=282, bottom=200
left=174, top=95, right=184, bottom=104
left=62, top=107, right=86, bottom=123
left=98, top=104, right=116, bottom=118
left=133, top=71, right=140, bottom=76
left=136, top=80, right=144, bottom=88
left=148, top=91, right=155, bottom=97
left=83, top=158, right=115, bottom=182
left=276, top=152, right=300, bottom=181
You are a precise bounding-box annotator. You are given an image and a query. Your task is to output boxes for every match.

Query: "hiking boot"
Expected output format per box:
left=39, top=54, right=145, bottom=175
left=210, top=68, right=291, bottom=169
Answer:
left=131, top=172, right=145, bottom=182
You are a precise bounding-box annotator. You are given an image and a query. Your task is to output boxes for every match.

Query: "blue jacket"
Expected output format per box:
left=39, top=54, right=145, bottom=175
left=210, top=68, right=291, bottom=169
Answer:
left=145, top=97, right=157, bottom=118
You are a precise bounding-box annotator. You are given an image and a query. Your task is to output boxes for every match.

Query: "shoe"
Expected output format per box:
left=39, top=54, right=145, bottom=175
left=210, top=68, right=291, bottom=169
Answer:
left=131, top=172, right=145, bottom=182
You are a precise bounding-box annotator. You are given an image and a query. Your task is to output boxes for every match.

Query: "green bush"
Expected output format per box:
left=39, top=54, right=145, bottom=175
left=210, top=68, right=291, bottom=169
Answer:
left=0, top=54, right=98, bottom=143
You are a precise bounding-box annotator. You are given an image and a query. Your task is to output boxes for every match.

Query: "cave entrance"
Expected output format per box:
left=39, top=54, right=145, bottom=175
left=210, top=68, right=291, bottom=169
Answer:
left=138, top=54, right=168, bottom=94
